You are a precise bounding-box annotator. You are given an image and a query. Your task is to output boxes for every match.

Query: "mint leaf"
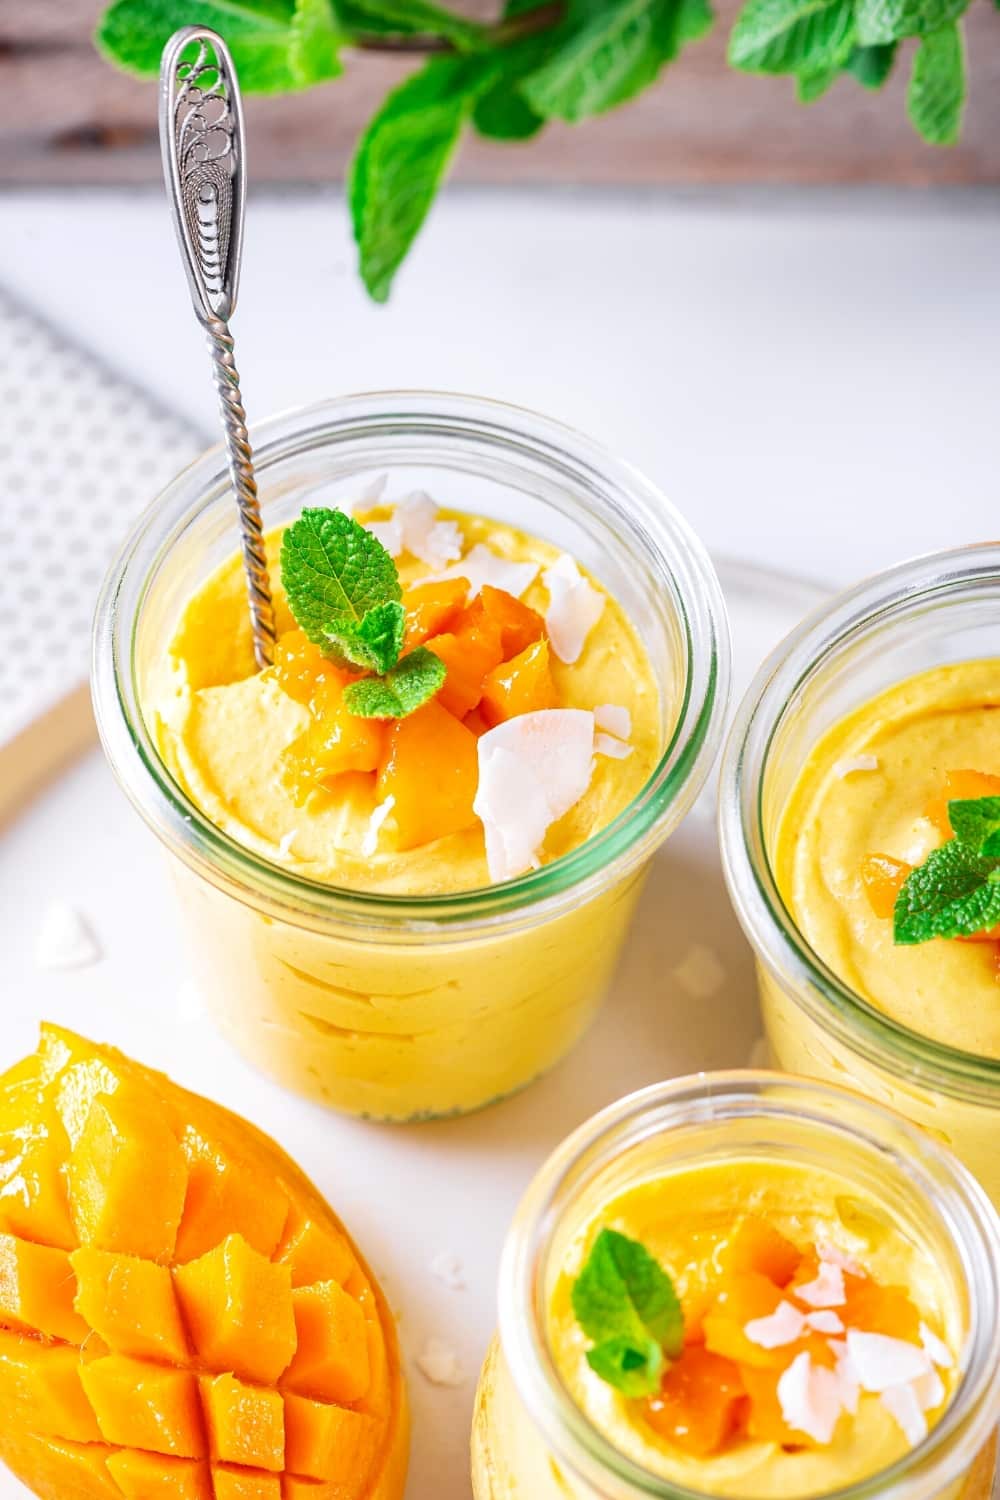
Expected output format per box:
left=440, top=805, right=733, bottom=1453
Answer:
left=797, top=64, right=839, bottom=98
left=846, top=41, right=897, bottom=85
left=333, top=0, right=485, bottom=48
left=343, top=648, right=446, bottom=718
left=729, top=0, right=854, bottom=74
left=281, top=509, right=401, bottom=654
left=855, top=0, right=968, bottom=44
left=474, top=83, right=547, bottom=140
left=572, top=1228, right=683, bottom=1359
left=472, top=3, right=563, bottom=142
left=677, top=0, right=717, bottom=43
left=289, top=0, right=343, bottom=85
left=894, top=839, right=1000, bottom=944
left=349, top=55, right=496, bottom=302
left=948, top=796, right=1000, bottom=859
left=335, top=601, right=406, bottom=674
left=587, top=1336, right=664, bottom=1398
left=523, top=0, right=681, bottom=124
left=907, top=22, right=966, bottom=145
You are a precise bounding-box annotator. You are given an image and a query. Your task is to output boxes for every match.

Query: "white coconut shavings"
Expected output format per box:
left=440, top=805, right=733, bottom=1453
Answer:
left=594, top=704, right=631, bottom=740
left=806, top=1310, right=845, bottom=1335
left=429, top=1251, right=466, bottom=1291
left=33, top=901, right=102, bottom=970
left=880, top=1383, right=929, bottom=1446
left=831, top=1340, right=860, bottom=1415
left=912, top=1367, right=946, bottom=1412
left=817, top=1241, right=865, bottom=1276
left=416, top=1337, right=465, bottom=1387
left=362, top=797, right=395, bottom=858
left=435, top=543, right=539, bottom=600
left=366, top=516, right=405, bottom=556
left=745, top=1301, right=806, bottom=1348
left=671, top=945, right=726, bottom=1000
left=277, top=828, right=300, bottom=860
left=595, top=733, right=633, bottom=760
left=834, top=754, right=880, bottom=778
left=473, top=710, right=595, bottom=882
left=360, top=472, right=389, bottom=506
left=920, top=1322, right=954, bottom=1369
left=542, top=554, right=605, bottom=664
left=778, top=1352, right=845, bottom=1444
left=362, top=491, right=463, bottom=569
left=845, top=1330, right=933, bottom=1392
left=794, top=1260, right=846, bottom=1308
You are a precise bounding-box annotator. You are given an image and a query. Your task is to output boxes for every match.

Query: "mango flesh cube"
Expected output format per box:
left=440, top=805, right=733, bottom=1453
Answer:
left=283, top=1281, right=370, bottom=1405
left=0, top=1330, right=102, bottom=1442
left=176, top=1126, right=289, bottom=1263
left=0, top=1097, right=75, bottom=1251
left=275, top=1210, right=354, bottom=1289
left=0, top=1233, right=88, bottom=1343
left=284, top=1392, right=378, bottom=1487
left=212, top=1466, right=283, bottom=1499
left=71, top=1246, right=188, bottom=1362
left=201, top=1372, right=285, bottom=1471
left=80, top=1354, right=204, bottom=1457
left=174, top=1233, right=296, bottom=1384
left=1, top=1432, right=120, bottom=1500
left=67, top=1089, right=188, bottom=1262
left=106, top=1451, right=214, bottom=1500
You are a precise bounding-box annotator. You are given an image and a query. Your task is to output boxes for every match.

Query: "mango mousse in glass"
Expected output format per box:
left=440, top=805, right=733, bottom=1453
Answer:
left=472, top=1074, right=1000, bottom=1500
left=719, top=546, right=1000, bottom=1203
left=93, top=394, right=729, bottom=1121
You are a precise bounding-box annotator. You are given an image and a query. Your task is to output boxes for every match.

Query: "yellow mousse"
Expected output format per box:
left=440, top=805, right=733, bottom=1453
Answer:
left=774, top=661, right=1000, bottom=1058
left=153, top=511, right=661, bottom=895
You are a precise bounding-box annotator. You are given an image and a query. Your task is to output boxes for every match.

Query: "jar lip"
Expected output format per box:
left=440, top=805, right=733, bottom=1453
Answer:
left=718, top=542, right=1000, bottom=1094
left=92, top=389, right=731, bottom=934
left=498, top=1071, right=1000, bottom=1500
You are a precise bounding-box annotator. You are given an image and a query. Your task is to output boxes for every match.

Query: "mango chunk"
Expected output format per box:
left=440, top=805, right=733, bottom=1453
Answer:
left=80, top=1354, right=203, bottom=1457
left=425, top=606, right=504, bottom=718
left=67, top=1089, right=187, bottom=1263
left=861, top=853, right=913, bottom=920
left=376, top=701, right=479, bottom=850
left=926, top=769, right=1000, bottom=839
left=176, top=1126, right=289, bottom=1264
left=480, top=639, right=556, bottom=727
left=174, top=1234, right=296, bottom=1384
left=201, top=1372, right=285, bottom=1472
left=275, top=1210, right=354, bottom=1290
left=0, top=1233, right=88, bottom=1343
left=213, top=1466, right=282, bottom=1500
left=0, top=1089, right=75, bottom=1250
left=284, top=1393, right=378, bottom=1486
left=272, top=631, right=349, bottom=709
left=646, top=1346, right=745, bottom=1458
left=0, top=1330, right=101, bottom=1442
left=283, top=1281, right=370, bottom=1406
left=718, top=1216, right=802, bottom=1287
left=2, top=1433, right=119, bottom=1500
left=702, top=1272, right=785, bottom=1369
left=402, top=578, right=469, bottom=649
left=71, top=1247, right=188, bottom=1363
left=106, top=1451, right=214, bottom=1500
left=479, top=585, right=545, bottom=658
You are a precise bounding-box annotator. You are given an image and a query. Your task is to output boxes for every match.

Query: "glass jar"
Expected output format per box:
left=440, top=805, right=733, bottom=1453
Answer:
left=472, top=1073, right=1000, bottom=1500
left=718, top=545, right=1000, bottom=1203
left=93, top=392, right=729, bottom=1122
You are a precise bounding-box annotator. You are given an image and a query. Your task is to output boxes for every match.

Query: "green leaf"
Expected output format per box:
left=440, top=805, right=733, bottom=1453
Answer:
left=855, top=0, right=968, bottom=44
left=586, top=1336, right=664, bottom=1398
left=846, top=41, right=897, bottom=86
left=289, top=0, right=343, bottom=85
left=523, top=0, right=680, bottom=124
left=677, top=0, right=717, bottom=44
left=948, top=796, right=1000, bottom=858
left=349, top=54, right=496, bottom=302
left=572, top=1229, right=684, bottom=1359
left=729, top=0, right=854, bottom=74
left=280, top=509, right=401, bottom=653
left=343, top=648, right=446, bottom=718
left=797, top=63, right=839, bottom=98
left=907, top=22, right=966, bottom=144
left=333, top=0, right=485, bottom=48
left=894, top=839, right=1000, bottom=944
left=335, top=601, right=406, bottom=673
left=473, top=82, right=547, bottom=139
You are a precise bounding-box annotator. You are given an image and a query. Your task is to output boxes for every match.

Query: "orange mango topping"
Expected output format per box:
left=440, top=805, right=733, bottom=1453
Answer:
left=402, top=578, right=469, bottom=648
left=376, top=700, right=479, bottom=850
left=425, top=604, right=505, bottom=718
left=272, top=630, right=349, bottom=709
left=646, top=1346, right=746, bottom=1457
left=281, top=688, right=385, bottom=804
left=861, top=853, right=913, bottom=920
left=925, top=769, right=1000, bottom=839
left=480, top=639, right=557, bottom=727
left=479, top=585, right=545, bottom=657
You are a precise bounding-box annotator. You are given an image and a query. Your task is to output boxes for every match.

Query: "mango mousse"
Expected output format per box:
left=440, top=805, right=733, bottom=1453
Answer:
left=0, top=1026, right=407, bottom=1500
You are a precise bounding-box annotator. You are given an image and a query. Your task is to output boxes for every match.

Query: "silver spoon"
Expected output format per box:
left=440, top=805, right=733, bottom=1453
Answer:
left=159, top=26, right=276, bottom=668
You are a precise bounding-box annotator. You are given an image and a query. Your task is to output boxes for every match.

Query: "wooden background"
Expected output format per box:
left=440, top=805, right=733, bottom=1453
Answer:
left=1, top=0, right=999, bottom=185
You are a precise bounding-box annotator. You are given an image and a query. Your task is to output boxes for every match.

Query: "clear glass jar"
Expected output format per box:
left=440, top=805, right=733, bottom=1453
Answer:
left=718, top=545, right=1000, bottom=1203
left=93, top=392, right=729, bottom=1122
left=472, top=1073, right=1000, bottom=1500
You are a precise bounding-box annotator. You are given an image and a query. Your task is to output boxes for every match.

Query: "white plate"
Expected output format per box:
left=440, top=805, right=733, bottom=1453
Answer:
left=0, top=558, right=827, bottom=1500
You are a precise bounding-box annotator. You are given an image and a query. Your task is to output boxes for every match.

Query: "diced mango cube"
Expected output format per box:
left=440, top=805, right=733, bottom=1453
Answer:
left=71, top=1246, right=188, bottom=1362
left=212, top=1466, right=282, bottom=1500
left=403, top=578, right=469, bottom=648
left=926, top=769, right=1000, bottom=839
left=0, top=1329, right=101, bottom=1442
left=425, top=607, right=504, bottom=718
left=282, top=692, right=386, bottom=803
left=842, top=1273, right=921, bottom=1340
left=283, top=1280, right=370, bottom=1406
left=174, top=1234, right=296, bottom=1384
left=718, top=1216, right=802, bottom=1287
left=106, top=1451, right=214, bottom=1500
left=67, top=1088, right=187, bottom=1262
left=273, top=631, right=349, bottom=709
left=645, top=1345, right=745, bottom=1457
left=702, top=1272, right=786, bottom=1369
left=284, top=1392, right=378, bottom=1487
left=201, top=1372, right=285, bottom=1472
left=0, top=1093, right=75, bottom=1250
left=376, top=701, right=479, bottom=850
left=81, top=1354, right=203, bottom=1457
left=2, top=1432, right=119, bottom=1500
left=861, top=853, right=913, bottom=920
left=176, top=1126, right=289, bottom=1263
left=0, top=1233, right=88, bottom=1343
left=480, top=639, right=556, bottom=726
left=275, top=1210, right=354, bottom=1289
left=479, top=585, right=545, bottom=657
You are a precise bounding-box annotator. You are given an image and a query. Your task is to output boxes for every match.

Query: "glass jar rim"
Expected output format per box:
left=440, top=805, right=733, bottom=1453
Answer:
left=498, top=1071, right=1000, bottom=1500
left=718, top=543, right=1000, bottom=1098
left=92, top=390, right=731, bottom=936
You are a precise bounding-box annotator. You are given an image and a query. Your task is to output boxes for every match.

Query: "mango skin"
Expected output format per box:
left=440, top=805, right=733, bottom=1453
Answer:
left=0, top=1026, right=408, bottom=1500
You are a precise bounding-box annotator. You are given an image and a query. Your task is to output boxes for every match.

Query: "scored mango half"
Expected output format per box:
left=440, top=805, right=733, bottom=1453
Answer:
left=0, top=1026, right=408, bottom=1500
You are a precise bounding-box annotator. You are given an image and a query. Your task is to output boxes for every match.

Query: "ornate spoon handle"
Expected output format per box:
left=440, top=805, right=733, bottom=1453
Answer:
left=159, top=27, right=276, bottom=669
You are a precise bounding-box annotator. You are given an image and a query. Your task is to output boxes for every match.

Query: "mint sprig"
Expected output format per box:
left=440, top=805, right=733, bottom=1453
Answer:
left=893, top=794, right=1000, bottom=945
left=280, top=508, right=441, bottom=718
left=571, top=1228, right=683, bottom=1397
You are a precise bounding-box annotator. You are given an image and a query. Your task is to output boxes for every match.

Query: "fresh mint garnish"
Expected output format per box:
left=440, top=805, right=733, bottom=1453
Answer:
left=894, top=836, right=1000, bottom=945
left=905, top=21, right=966, bottom=145
left=947, top=796, right=1000, bottom=858
left=571, top=1228, right=682, bottom=1398
left=343, top=648, right=446, bottom=718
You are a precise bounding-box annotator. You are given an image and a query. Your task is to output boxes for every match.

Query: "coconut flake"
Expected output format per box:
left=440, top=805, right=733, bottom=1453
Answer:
left=920, top=1322, right=954, bottom=1370
left=474, top=711, right=595, bottom=882
left=831, top=1340, right=861, bottom=1415
left=834, top=754, right=880, bottom=778
left=396, top=491, right=464, bottom=569
left=672, top=945, right=726, bottom=1000
left=277, top=829, right=299, bottom=860
left=806, top=1310, right=845, bottom=1335
left=416, top=1337, right=465, bottom=1387
left=881, top=1383, right=929, bottom=1446
left=360, top=472, right=389, bottom=506
left=745, top=1301, right=806, bottom=1349
left=794, top=1260, right=846, bottom=1308
left=34, top=901, right=102, bottom=970
left=913, top=1367, right=946, bottom=1412
left=429, top=1251, right=466, bottom=1291
left=817, top=1241, right=865, bottom=1277
left=595, top=733, right=633, bottom=760
left=434, top=544, right=538, bottom=599
left=366, top=516, right=404, bottom=557
left=594, top=704, right=631, bottom=740
left=846, top=1330, right=933, bottom=1392
left=543, top=554, right=605, bottom=665
left=362, top=797, right=395, bottom=859
left=778, top=1352, right=845, bottom=1444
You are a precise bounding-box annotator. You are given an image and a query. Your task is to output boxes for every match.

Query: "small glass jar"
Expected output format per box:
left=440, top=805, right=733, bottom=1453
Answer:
left=718, top=546, right=1000, bottom=1204
left=93, top=392, right=729, bottom=1122
left=472, top=1073, right=1000, bottom=1500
